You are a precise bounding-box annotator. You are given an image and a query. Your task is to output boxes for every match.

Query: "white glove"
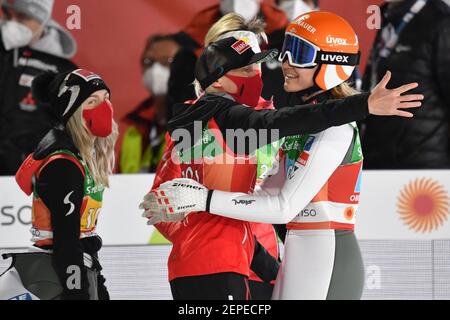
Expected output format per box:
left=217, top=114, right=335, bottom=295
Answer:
left=143, top=210, right=188, bottom=226
left=139, top=178, right=210, bottom=224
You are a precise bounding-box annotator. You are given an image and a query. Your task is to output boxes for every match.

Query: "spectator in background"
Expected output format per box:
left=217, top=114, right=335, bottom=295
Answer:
left=119, top=34, right=193, bottom=173
left=0, top=0, right=77, bottom=175
left=167, top=0, right=289, bottom=118
left=362, top=0, right=450, bottom=169
left=277, top=0, right=318, bottom=21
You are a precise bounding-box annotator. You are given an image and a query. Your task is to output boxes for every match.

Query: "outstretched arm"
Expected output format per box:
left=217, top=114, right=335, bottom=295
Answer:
left=216, top=72, right=422, bottom=154
left=208, top=125, right=353, bottom=224
left=222, top=72, right=422, bottom=138
left=142, top=125, right=353, bottom=225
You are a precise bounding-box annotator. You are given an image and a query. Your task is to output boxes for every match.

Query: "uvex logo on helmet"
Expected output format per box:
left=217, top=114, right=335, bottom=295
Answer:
left=326, top=35, right=348, bottom=46
left=286, top=12, right=360, bottom=90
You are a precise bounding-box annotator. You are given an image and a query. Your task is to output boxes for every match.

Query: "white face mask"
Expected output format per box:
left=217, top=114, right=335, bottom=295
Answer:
left=220, top=0, right=260, bottom=22
left=143, top=62, right=170, bottom=96
left=279, top=0, right=315, bottom=21
left=1, top=20, right=33, bottom=50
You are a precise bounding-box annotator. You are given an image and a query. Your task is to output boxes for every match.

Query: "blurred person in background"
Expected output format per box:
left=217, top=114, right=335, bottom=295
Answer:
left=166, top=0, right=290, bottom=118
left=277, top=0, right=318, bottom=21
left=362, top=0, right=450, bottom=169
left=119, top=33, right=197, bottom=173
left=0, top=0, right=77, bottom=175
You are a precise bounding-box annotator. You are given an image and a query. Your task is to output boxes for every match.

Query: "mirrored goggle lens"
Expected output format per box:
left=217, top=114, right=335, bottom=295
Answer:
left=279, top=34, right=317, bottom=66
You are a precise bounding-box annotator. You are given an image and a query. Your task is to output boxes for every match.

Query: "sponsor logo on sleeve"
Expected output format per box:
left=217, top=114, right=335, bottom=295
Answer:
left=304, top=136, right=315, bottom=152
left=298, top=152, right=310, bottom=166
left=232, top=199, right=256, bottom=206
left=64, top=191, right=75, bottom=217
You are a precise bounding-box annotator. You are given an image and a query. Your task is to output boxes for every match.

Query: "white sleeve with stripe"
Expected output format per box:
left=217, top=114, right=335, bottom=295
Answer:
left=209, top=125, right=354, bottom=224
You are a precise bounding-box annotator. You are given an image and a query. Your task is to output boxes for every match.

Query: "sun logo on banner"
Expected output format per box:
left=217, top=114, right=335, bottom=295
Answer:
left=397, top=178, right=449, bottom=233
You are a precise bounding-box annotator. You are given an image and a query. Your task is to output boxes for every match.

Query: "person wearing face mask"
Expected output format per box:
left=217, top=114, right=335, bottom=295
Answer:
left=151, top=16, right=282, bottom=301
left=139, top=23, right=423, bottom=299
left=119, top=34, right=183, bottom=173
left=0, top=0, right=77, bottom=176
left=362, top=0, right=450, bottom=169
left=0, top=69, right=118, bottom=300
left=203, top=14, right=281, bottom=301
left=166, top=0, right=290, bottom=121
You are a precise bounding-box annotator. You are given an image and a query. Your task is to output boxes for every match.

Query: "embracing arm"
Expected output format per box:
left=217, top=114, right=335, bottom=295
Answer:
left=218, top=71, right=422, bottom=152
left=222, top=93, right=369, bottom=139
left=208, top=125, right=354, bottom=224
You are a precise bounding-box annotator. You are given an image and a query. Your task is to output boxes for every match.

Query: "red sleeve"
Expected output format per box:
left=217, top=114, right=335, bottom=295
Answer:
left=151, top=133, right=183, bottom=241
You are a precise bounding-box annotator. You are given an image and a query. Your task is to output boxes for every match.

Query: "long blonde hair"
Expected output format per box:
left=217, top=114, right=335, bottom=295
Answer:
left=66, top=107, right=118, bottom=187
left=205, top=13, right=266, bottom=46
left=331, top=82, right=360, bottom=99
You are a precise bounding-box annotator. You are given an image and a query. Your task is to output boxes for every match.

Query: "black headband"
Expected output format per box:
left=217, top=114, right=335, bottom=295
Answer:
left=32, top=69, right=110, bottom=125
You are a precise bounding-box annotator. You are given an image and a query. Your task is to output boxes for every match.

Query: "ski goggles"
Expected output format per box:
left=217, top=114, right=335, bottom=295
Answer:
left=279, top=33, right=361, bottom=68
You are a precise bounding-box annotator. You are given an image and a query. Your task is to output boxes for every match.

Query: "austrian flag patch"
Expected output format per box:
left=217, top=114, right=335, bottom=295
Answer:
left=298, top=152, right=310, bottom=166
left=231, top=40, right=251, bottom=55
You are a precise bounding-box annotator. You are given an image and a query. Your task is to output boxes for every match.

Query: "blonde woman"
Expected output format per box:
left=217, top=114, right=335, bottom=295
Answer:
left=1, top=69, right=117, bottom=300
left=206, top=13, right=281, bottom=300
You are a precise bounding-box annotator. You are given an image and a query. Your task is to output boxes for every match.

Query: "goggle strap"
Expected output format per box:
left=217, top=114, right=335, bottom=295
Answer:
left=315, top=51, right=361, bottom=66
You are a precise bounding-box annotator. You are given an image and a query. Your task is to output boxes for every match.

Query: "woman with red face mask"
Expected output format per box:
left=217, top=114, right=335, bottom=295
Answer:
left=0, top=69, right=118, bottom=300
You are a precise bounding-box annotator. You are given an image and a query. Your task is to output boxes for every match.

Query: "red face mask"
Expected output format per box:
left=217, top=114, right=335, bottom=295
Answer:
left=224, top=72, right=263, bottom=108
left=82, top=100, right=113, bottom=137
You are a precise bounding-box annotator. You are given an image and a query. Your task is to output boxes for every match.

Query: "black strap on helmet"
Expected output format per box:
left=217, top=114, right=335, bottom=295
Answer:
left=315, top=51, right=361, bottom=66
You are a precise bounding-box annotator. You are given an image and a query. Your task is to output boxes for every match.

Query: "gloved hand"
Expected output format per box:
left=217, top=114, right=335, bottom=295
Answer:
left=140, top=178, right=210, bottom=225
left=144, top=210, right=188, bottom=225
